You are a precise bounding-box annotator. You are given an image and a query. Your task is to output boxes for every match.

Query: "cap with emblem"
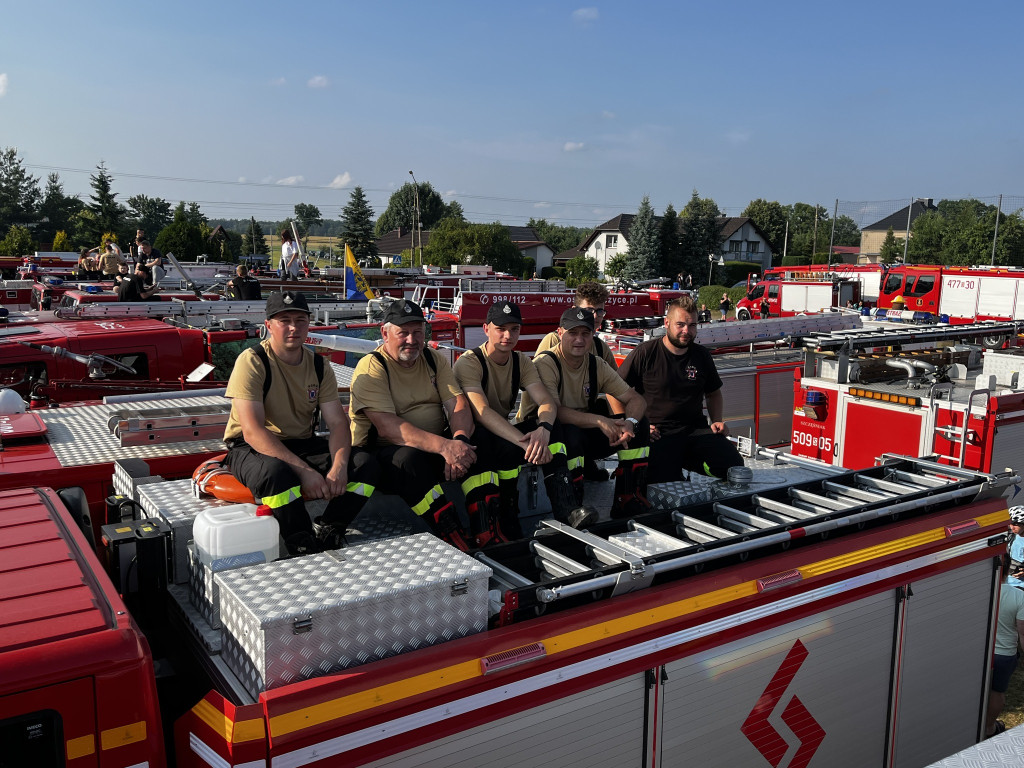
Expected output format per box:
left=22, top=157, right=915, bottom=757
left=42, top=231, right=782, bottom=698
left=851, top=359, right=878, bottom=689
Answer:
left=486, top=301, right=523, bottom=326
left=382, top=299, right=426, bottom=325
left=265, top=290, right=311, bottom=319
left=559, top=307, right=596, bottom=331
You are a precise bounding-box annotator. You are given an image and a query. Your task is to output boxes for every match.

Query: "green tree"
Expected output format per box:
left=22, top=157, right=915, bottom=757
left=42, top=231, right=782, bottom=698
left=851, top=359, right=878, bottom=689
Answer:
left=907, top=210, right=947, bottom=264
left=38, top=173, right=82, bottom=243
left=526, top=217, right=590, bottom=256
left=829, top=215, right=861, bottom=248
left=742, top=199, right=789, bottom=258
left=441, top=200, right=466, bottom=225
left=679, top=190, right=723, bottom=279
left=424, top=219, right=523, bottom=274
left=374, top=181, right=447, bottom=237
left=785, top=202, right=829, bottom=260
left=52, top=230, right=72, bottom=252
left=879, top=227, right=905, bottom=263
left=0, top=225, right=34, bottom=258
left=658, top=203, right=681, bottom=277
left=241, top=218, right=270, bottom=257
left=604, top=252, right=628, bottom=278
left=0, top=147, right=42, bottom=234
left=340, top=186, right=377, bottom=261
left=126, top=194, right=173, bottom=241
left=623, top=195, right=659, bottom=281
left=565, top=254, right=599, bottom=288
left=84, top=162, right=124, bottom=243
left=293, top=203, right=323, bottom=249
left=154, top=202, right=206, bottom=260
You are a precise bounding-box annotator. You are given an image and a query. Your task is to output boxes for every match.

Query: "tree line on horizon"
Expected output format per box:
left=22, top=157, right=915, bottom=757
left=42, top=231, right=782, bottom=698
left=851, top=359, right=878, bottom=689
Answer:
left=2, top=146, right=1020, bottom=272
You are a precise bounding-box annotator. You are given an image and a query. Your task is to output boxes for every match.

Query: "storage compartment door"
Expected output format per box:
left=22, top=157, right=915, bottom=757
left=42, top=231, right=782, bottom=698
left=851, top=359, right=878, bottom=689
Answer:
left=659, top=590, right=896, bottom=768
left=977, top=276, right=1016, bottom=320
left=757, top=368, right=798, bottom=447
left=719, top=369, right=756, bottom=441
left=891, top=557, right=996, bottom=767
left=361, top=672, right=649, bottom=768
left=839, top=401, right=923, bottom=470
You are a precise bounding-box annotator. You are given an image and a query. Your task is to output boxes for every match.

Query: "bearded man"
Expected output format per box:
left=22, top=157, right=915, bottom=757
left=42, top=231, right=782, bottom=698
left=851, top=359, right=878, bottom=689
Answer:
left=618, top=295, right=743, bottom=481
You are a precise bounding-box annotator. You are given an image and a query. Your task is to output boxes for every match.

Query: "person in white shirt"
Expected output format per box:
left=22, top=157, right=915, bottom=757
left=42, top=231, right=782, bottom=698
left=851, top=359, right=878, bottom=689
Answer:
left=280, top=229, right=301, bottom=280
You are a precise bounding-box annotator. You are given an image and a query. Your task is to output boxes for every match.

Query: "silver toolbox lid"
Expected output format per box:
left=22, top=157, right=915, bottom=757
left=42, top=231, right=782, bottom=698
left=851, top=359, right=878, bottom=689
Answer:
left=217, top=533, right=492, bottom=624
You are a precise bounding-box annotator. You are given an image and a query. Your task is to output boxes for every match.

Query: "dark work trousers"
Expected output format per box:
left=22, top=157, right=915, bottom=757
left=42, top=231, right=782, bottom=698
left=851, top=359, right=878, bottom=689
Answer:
left=470, top=418, right=575, bottom=532
left=647, top=427, right=744, bottom=482
left=370, top=425, right=502, bottom=548
left=561, top=401, right=651, bottom=515
left=225, top=437, right=380, bottom=541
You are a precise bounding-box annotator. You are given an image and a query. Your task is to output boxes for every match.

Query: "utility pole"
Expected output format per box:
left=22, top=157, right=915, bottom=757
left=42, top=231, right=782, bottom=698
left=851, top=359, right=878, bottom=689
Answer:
left=992, top=194, right=1003, bottom=266
left=409, top=170, right=422, bottom=267
left=827, top=199, right=838, bottom=270
left=903, top=197, right=913, bottom=264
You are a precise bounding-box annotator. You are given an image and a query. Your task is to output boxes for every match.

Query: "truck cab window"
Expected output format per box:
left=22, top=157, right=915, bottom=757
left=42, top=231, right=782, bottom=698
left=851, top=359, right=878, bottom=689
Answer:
left=906, top=276, right=935, bottom=297
left=882, top=273, right=904, bottom=295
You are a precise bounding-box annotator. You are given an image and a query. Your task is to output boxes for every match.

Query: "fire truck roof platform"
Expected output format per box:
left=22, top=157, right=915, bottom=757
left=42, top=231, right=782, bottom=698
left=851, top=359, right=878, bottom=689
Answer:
left=120, top=450, right=1015, bottom=704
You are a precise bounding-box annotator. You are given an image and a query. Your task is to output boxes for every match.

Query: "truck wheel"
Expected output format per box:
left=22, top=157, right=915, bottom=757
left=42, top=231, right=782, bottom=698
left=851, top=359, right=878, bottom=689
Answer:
left=737, top=309, right=750, bottom=322
left=983, top=334, right=1008, bottom=350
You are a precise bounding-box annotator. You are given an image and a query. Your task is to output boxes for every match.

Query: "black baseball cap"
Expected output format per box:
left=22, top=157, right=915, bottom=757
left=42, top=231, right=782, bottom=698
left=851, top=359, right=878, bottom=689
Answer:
left=266, top=290, right=311, bottom=319
left=486, top=301, right=523, bottom=326
left=382, top=299, right=426, bottom=325
left=559, top=307, right=596, bottom=331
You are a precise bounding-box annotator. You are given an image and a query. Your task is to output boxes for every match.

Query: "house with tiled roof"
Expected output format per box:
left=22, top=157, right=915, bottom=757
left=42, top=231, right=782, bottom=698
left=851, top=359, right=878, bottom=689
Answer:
left=859, top=199, right=937, bottom=262
left=569, top=214, right=773, bottom=273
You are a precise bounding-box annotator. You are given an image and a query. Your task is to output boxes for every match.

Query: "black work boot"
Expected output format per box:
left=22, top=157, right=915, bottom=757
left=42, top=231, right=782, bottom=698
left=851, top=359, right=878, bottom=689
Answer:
left=497, top=480, right=524, bottom=541
left=283, top=531, right=321, bottom=558
left=312, top=516, right=348, bottom=551
left=547, top=468, right=598, bottom=529
left=610, top=460, right=652, bottom=520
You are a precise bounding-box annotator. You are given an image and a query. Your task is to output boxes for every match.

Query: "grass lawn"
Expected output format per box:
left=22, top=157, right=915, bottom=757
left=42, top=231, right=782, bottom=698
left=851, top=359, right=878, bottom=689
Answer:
left=1001, top=662, right=1024, bottom=727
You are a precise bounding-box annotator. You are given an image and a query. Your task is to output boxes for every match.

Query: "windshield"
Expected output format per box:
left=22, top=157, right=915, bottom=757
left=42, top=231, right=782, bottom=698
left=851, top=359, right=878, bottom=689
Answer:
left=748, top=284, right=764, bottom=300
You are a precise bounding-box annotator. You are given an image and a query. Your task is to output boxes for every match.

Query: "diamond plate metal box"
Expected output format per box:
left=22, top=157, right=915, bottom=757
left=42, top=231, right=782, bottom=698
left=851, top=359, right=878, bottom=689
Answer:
left=138, top=479, right=237, bottom=584
left=187, top=543, right=267, bottom=630
left=217, top=533, right=492, bottom=698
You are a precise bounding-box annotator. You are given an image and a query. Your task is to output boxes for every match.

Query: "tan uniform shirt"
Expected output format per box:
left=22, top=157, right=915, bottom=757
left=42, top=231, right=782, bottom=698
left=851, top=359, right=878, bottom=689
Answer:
left=223, top=340, right=338, bottom=442
left=453, top=345, right=541, bottom=417
left=98, top=251, right=126, bottom=275
left=535, top=330, right=618, bottom=368
left=349, top=347, right=462, bottom=446
left=517, top=343, right=630, bottom=421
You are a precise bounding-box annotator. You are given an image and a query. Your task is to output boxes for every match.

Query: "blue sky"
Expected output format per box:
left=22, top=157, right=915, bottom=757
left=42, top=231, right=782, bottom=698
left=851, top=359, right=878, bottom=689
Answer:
left=2, top=1, right=1022, bottom=229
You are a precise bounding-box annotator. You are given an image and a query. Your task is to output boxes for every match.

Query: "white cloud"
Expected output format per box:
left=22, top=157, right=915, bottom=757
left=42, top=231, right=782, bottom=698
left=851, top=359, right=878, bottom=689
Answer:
left=237, top=176, right=247, bottom=183
left=269, top=77, right=286, bottom=87
left=534, top=202, right=551, bottom=209
left=572, top=7, right=599, bottom=23
left=260, top=175, right=275, bottom=184
left=563, top=141, right=585, bottom=152
left=602, top=110, right=616, bottom=119
left=277, top=175, right=304, bottom=186
left=307, top=75, right=329, bottom=89
left=725, top=130, right=751, bottom=144
left=0, top=74, right=7, bottom=97
left=444, top=189, right=457, bottom=198
left=328, top=172, right=352, bottom=189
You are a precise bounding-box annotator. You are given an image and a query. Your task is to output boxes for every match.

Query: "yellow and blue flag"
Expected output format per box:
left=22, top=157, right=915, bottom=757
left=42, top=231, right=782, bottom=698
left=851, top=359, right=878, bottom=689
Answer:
left=344, top=244, right=374, bottom=300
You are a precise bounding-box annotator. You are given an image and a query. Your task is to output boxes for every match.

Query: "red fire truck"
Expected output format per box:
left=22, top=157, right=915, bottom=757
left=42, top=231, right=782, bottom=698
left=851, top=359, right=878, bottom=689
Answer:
left=790, top=320, right=1024, bottom=472
left=761, top=264, right=886, bottom=306
left=735, top=276, right=860, bottom=321
left=875, top=264, right=1024, bottom=322
left=0, top=397, right=1016, bottom=768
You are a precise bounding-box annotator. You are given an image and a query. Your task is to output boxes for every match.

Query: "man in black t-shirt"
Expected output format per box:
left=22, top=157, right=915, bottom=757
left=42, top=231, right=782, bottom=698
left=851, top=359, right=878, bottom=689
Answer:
left=117, top=264, right=159, bottom=302
left=619, top=295, right=743, bottom=481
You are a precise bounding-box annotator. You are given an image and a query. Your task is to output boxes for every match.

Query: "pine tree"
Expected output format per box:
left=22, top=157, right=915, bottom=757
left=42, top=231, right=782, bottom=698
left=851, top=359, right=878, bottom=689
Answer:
left=241, top=219, right=270, bottom=257
left=340, top=186, right=378, bottom=260
left=880, top=227, right=905, bottom=263
left=659, top=203, right=681, bottom=277
left=679, top=190, right=724, bottom=280
left=0, top=147, right=42, bottom=234
left=85, top=162, right=124, bottom=244
left=622, top=195, right=659, bottom=281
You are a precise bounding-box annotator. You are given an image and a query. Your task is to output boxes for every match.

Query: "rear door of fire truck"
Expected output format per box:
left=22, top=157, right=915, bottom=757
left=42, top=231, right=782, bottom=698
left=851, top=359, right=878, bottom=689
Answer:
left=976, top=275, right=1022, bottom=321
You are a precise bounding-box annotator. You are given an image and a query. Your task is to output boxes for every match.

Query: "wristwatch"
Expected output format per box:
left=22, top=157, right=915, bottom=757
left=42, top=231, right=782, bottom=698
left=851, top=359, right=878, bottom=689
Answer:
left=625, top=417, right=639, bottom=430
left=537, top=422, right=553, bottom=432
